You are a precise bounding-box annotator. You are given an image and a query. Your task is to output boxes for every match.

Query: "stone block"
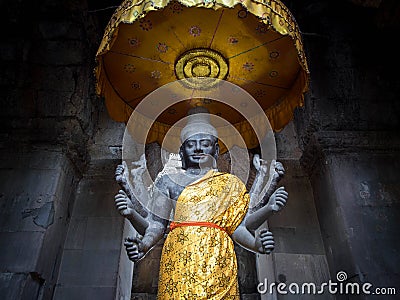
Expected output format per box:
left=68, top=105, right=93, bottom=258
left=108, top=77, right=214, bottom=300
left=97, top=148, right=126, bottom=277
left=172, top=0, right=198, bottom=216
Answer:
left=83, top=217, right=123, bottom=250
left=29, top=40, right=85, bottom=66
left=117, top=220, right=135, bottom=300
left=27, top=149, right=66, bottom=170
left=131, top=293, right=157, bottom=300
left=0, top=231, right=44, bottom=272
left=36, top=90, right=76, bottom=118
left=241, top=294, right=261, bottom=300
left=268, top=160, right=325, bottom=255
left=38, top=21, right=82, bottom=40
left=57, top=249, right=120, bottom=286
left=53, top=286, right=116, bottom=300
left=73, top=180, right=120, bottom=218
left=0, top=166, right=67, bottom=232
left=63, top=217, right=87, bottom=250
left=132, top=258, right=161, bottom=294
left=94, top=128, right=125, bottom=148
left=275, top=121, right=303, bottom=160
left=0, top=273, right=26, bottom=299
left=235, top=244, right=259, bottom=294
left=0, top=43, right=18, bottom=61
left=0, top=64, right=17, bottom=86
left=272, top=253, right=333, bottom=300
left=29, top=66, right=75, bottom=92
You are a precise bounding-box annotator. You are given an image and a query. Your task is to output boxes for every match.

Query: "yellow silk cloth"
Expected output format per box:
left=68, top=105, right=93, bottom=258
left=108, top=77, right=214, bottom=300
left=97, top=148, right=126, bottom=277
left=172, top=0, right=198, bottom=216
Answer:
left=157, top=170, right=250, bottom=299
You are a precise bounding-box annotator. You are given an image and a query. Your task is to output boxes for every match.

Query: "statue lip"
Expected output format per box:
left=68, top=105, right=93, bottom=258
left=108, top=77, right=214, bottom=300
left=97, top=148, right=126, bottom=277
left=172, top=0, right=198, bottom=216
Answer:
left=191, top=154, right=207, bottom=159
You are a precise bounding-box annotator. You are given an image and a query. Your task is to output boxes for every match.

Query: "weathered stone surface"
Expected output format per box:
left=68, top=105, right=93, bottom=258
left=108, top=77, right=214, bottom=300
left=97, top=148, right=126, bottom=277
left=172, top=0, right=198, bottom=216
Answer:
left=269, top=160, right=325, bottom=255
left=55, top=158, right=126, bottom=298
left=73, top=180, right=120, bottom=218
left=0, top=148, right=78, bottom=299
left=29, top=40, right=85, bottom=65
left=57, top=249, right=120, bottom=286
left=63, top=217, right=87, bottom=250
left=53, top=286, right=116, bottom=300
left=301, top=131, right=400, bottom=299
left=83, top=217, right=124, bottom=250
left=38, top=21, right=83, bottom=40
left=272, top=253, right=333, bottom=300
left=117, top=220, right=135, bottom=300
left=235, top=245, right=259, bottom=294
left=0, top=0, right=399, bottom=299
left=0, top=231, right=44, bottom=272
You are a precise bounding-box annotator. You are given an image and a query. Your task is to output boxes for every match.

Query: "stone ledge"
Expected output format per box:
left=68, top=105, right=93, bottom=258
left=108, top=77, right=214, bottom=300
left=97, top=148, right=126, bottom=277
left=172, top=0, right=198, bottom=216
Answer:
left=301, top=130, right=400, bottom=175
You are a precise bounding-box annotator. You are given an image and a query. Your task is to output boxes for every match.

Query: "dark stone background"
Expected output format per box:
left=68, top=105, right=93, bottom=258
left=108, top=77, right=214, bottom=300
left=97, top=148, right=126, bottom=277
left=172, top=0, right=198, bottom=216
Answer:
left=0, top=0, right=399, bottom=299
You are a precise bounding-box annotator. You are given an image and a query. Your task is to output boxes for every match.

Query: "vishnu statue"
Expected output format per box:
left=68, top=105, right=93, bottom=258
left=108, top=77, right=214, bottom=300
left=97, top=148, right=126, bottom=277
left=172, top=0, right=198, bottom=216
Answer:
left=114, top=106, right=288, bottom=299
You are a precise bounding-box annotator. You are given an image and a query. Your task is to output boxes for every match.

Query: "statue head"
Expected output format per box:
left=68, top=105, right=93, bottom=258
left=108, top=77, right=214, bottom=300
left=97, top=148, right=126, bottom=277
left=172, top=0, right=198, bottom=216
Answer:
left=179, top=106, right=219, bottom=170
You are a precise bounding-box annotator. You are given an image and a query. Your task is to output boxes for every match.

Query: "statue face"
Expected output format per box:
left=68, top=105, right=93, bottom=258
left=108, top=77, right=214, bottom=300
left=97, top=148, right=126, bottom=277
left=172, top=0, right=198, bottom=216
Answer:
left=180, top=133, right=219, bottom=169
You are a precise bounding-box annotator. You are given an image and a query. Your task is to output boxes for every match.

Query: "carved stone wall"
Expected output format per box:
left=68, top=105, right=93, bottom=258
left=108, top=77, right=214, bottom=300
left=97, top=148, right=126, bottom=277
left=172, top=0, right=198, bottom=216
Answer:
left=300, top=132, right=400, bottom=296
left=292, top=1, right=400, bottom=298
left=1, top=0, right=399, bottom=299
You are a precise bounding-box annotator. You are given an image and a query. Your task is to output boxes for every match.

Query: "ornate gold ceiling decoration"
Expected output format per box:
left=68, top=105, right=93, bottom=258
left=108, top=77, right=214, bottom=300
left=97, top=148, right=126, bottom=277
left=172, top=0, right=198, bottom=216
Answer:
left=95, top=0, right=310, bottom=150
left=175, top=48, right=229, bottom=89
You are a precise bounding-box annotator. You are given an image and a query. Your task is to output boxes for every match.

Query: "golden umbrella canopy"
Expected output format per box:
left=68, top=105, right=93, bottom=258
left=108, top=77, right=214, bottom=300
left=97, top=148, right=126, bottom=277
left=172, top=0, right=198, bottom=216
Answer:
left=95, top=0, right=309, bottom=151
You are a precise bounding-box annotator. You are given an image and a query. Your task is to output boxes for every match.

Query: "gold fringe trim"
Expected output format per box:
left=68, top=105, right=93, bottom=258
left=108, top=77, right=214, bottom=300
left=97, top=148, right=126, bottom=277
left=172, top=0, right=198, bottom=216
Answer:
left=94, top=0, right=310, bottom=152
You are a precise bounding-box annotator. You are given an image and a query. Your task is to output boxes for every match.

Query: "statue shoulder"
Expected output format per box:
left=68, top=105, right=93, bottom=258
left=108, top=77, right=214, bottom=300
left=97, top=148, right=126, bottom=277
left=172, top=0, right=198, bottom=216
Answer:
left=154, top=172, right=184, bottom=190
left=220, top=172, right=247, bottom=190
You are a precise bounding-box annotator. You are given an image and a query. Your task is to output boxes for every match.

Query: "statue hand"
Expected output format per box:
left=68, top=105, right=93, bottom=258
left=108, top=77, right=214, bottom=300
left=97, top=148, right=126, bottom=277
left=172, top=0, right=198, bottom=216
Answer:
left=267, top=186, right=288, bottom=213
left=115, top=164, right=126, bottom=185
left=255, top=228, right=275, bottom=254
left=124, top=237, right=144, bottom=262
left=253, top=154, right=268, bottom=176
left=270, top=160, right=285, bottom=181
left=115, top=190, right=135, bottom=217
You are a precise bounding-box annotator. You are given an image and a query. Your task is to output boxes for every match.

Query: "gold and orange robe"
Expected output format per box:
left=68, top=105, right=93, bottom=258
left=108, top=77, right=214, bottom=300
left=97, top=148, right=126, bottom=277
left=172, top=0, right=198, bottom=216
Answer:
left=157, top=170, right=250, bottom=299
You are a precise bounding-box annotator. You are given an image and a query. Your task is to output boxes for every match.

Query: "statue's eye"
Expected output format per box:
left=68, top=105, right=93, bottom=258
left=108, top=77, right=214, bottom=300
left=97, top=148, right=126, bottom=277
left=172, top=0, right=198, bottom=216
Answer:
left=201, top=140, right=211, bottom=147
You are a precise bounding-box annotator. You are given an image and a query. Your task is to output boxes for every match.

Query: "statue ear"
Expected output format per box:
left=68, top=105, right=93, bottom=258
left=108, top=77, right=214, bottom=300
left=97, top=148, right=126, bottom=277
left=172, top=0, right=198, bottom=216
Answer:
left=214, top=140, right=220, bottom=159
left=179, top=145, right=186, bottom=169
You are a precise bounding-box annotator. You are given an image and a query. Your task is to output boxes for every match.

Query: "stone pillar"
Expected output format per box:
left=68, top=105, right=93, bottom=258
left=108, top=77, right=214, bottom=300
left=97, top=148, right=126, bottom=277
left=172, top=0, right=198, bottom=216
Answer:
left=53, top=159, right=127, bottom=299
left=53, top=98, right=130, bottom=299
left=302, top=131, right=400, bottom=299
left=0, top=147, right=78, bottom=299
left=255, top=122, right=332, bottom=300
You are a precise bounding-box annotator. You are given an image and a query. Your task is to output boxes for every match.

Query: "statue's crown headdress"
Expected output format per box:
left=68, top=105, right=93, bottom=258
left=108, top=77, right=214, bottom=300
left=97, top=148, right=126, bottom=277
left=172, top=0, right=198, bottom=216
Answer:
left=180, top=106, right=218, bottom=143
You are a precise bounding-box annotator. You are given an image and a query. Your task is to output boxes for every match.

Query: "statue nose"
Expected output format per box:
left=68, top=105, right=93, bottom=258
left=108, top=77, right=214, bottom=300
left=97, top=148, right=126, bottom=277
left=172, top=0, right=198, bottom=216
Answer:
left=194, top=142, right=204, bottom=153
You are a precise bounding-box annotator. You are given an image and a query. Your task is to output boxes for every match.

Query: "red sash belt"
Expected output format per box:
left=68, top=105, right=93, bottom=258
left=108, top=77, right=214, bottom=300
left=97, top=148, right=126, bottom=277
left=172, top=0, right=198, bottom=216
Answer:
left=169, top=221, right=227, bottom=234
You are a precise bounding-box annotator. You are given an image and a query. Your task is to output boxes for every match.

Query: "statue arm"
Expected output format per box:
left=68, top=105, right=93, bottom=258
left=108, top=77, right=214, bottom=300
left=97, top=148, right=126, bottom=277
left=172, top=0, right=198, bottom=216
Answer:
left=115, top=163, right=148, bottom=217
left=245, top=158, right=287, bottom=231
left=232, top=223, right=274, bottom=254
left=248, top=154, right=267, bottom=201
left=114, top=189, right=149, bottom=235
left=124, top=177, right=173, bottom=262
left=124, top=216, right=166, bottom=262
left=114, top=163, right=150, bottom=235
left=249, top=158, right=284, bottom=213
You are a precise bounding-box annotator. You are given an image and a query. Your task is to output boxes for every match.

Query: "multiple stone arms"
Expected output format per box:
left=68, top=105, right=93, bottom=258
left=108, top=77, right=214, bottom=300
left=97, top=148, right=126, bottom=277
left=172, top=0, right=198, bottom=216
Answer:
left=117, top=153, right=288, bottom=260
left=124, top=217, right=167, bottom=262
left=114, top=189, right=149, bottom=236
left=245, top=187, right=288, bottom=231
left=114, top=162, right=168, bottom=261
left=249, top=156, right=285, bottom=214
left=248, top=154, right=268, bottom=202
left=115, top=163, right=149, bottom=217
left=232, top=223, right=275, bottom=254
left=245, top=155, right=287, bottom=232
left=114, top=164, right=150, bottom=235
left=121, top=174, right=173, bottom=263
